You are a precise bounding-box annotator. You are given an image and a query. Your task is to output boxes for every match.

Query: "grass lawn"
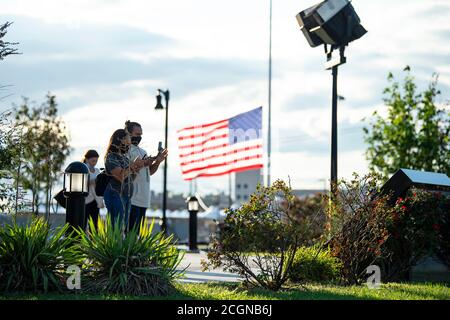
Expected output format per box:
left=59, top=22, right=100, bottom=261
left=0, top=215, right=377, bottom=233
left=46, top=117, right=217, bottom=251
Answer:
left=1, top=282, right=449, bottom=300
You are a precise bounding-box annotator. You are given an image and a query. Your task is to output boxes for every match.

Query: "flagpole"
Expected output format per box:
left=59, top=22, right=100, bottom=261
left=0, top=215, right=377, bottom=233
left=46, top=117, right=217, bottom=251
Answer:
left=267, top=0, right=273, bottom=187
left=228, top=173, right=232, bottom=207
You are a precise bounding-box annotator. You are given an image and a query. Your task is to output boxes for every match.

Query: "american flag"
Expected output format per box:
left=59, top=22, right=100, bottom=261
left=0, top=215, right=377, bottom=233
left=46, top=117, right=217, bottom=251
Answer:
left=177, top=107, right=263, bottom=181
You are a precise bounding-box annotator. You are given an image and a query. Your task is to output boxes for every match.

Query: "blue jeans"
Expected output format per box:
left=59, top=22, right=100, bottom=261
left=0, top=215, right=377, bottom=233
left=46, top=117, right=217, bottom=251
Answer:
left=129, top=205, right=147, bottom=232
left=103, top=184, right=130, bottom=229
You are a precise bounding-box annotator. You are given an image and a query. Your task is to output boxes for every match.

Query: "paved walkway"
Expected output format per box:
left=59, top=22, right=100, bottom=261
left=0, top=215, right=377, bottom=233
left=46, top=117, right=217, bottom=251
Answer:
left=176, top=250, right=243, bottom=283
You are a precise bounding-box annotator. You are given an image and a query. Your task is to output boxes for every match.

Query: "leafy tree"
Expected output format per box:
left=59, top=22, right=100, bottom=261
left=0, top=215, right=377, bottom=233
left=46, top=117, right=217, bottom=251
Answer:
left=363, top=66, right=450, bottom=178
left=0, top=21, right=24, bottom=214
left=0, top=110, right=26, bottom=214
left=13, top=94, right=71, bottom=217
left=0, top=22, right=19, bottom=60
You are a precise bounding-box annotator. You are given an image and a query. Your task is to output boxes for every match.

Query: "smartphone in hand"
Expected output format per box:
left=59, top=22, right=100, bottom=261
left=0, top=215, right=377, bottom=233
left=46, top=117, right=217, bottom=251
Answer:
left=158, top=141, right=163, bottom=153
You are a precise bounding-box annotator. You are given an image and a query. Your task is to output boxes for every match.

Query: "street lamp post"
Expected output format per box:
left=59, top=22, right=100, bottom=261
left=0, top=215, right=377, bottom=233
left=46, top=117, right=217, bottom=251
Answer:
left=186, top=196, right=199, bottom=252
left=155, top=89, right=169, bottom=234
left=63, top=161, right=89, bottom=232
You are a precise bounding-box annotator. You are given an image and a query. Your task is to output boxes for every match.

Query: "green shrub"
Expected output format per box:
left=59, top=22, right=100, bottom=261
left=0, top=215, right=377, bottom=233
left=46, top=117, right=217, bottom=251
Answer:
left=78, top=217, right=184, bottom=296
left=203, top=180, right=321, bottom=291
left=288, top=246, right=342, bottom=283
left=0, top=217, right=82, bottom=293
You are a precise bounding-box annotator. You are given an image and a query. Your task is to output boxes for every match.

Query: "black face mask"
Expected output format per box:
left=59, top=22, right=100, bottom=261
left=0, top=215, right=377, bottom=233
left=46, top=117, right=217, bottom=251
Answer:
left=131, top=136, right=142, bottom=146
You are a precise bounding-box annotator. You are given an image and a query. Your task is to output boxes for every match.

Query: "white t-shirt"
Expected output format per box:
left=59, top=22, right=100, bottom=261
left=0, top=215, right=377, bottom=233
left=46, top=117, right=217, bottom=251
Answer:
left=85, top=165, right=103, bottom=207
left=128, top=144, right=151, bottom=208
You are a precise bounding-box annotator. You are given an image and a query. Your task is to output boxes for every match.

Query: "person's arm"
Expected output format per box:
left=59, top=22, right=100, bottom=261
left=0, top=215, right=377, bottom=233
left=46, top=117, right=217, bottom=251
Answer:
left=149, top=160, right=161, bottom=176
left=110, top=159, right=144, bottom=182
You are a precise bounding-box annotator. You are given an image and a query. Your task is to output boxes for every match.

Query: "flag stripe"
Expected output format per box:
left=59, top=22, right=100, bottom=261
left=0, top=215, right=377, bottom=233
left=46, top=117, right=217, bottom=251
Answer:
left=178, top=133, right=229, bottom=149
left=178, top=142, right=229, bottom=158
left=178, top=124, right=228, bottom=141
left=182, top=158, right=264, bottom=180
left=178, top=130, right=229, bottom=149
left=177, top=119, right=228, bottom=134
left=181, top=147, right=263, bottom=172
left=180, top=144, right=263, bottom=166
left=183, top=164, right=263, bottom=181
left=182, top=154, right=263, bottom=175
left=182, top=159, right=264, bottom=180
left=179, top=140, right=262, bottom=159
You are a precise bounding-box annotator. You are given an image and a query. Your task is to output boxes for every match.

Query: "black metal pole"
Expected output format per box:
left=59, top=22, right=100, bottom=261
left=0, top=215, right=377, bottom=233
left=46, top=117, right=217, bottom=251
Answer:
left=189, top=209, right=198, bottom=251
left=161, top=90, right=169, bottom=235
left=267, top=0, right=273, bottom=187
left=228, top=173, right=232, bottom=207
left=331, top=65, right=338, bottom=194
left=66, top=194, right=86, bottom=232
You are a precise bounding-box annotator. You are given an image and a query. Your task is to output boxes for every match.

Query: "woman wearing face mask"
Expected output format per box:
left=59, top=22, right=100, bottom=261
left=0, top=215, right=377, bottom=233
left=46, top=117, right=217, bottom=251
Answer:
left=82, top=149, right=104, bottom=230
left=125, top=120, right=168, bottom=231
left=104, top=129, right=145, bottom=228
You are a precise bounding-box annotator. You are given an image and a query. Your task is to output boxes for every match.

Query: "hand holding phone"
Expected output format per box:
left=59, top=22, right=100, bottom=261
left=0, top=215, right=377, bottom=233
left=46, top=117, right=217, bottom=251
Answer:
left=156, top=141, right=168, bottom=163
left=131, top=156, right=145, bottom=171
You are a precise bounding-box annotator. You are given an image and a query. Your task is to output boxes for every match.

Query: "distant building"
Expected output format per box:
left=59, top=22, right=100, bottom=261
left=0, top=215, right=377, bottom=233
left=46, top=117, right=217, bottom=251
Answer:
left=150, top=191, right=188, bottom=211
left=292, top=189, right=326, bottom=199
left=203, top=191, right=230, bottom=209
left=234, top=168, right=263, bottom=205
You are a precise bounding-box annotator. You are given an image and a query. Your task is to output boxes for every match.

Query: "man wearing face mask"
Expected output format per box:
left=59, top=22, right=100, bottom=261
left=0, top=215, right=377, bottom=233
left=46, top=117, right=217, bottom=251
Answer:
left=125, top=120, right=168, bottom=231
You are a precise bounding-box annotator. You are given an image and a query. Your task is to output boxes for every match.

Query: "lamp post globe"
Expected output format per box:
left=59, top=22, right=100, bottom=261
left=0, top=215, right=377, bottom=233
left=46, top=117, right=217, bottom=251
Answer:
left=63, top=161, right=89, bottom=231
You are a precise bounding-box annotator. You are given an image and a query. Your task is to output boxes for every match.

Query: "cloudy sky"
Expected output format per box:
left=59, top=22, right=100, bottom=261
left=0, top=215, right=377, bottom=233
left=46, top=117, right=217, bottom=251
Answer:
left=1, top=0, right=449, bottom=196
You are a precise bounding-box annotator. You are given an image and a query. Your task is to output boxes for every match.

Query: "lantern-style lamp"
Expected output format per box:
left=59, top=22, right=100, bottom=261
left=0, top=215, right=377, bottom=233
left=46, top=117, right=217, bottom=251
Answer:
left=186, top=196, right=199, bottom=252
left=63, top=161, right=89, bottom=195
left=187, top=196, right=199, bottom=212
left=63, top=161, right=89, bottom=231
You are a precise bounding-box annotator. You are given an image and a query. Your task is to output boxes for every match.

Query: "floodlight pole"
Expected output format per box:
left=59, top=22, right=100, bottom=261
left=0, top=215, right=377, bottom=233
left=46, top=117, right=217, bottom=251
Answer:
left=331, top=65, right=338, bottom=194
left=325, top=45, right=346, bottom=196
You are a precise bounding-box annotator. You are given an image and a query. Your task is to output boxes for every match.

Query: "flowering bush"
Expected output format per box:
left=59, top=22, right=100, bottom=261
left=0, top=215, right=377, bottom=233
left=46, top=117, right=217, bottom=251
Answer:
left=381, top=189, right=450, bottom=280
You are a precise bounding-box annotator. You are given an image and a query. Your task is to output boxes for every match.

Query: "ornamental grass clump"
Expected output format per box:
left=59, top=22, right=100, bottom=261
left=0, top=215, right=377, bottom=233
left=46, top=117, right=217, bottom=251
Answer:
left=77, top=217, right=184, bottom=296
left=0, top=217, right=82, bottom=293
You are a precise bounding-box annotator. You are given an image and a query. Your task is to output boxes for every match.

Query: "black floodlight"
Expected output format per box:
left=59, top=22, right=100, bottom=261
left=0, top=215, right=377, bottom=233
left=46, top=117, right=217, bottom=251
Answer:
left=296, top=2, right=324, bottom=47
left=296, top=0, right=367, bottom=48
